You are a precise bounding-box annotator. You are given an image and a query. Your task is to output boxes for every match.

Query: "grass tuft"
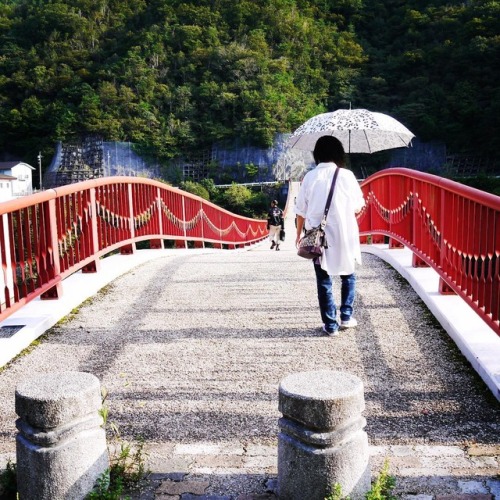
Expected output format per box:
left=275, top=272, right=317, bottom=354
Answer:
left=325, top=459, right=396, bottom=500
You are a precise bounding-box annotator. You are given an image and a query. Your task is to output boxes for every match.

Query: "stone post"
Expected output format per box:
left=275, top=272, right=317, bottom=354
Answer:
left=278, top=370, right=370, bottom=500
left=15, top=371, right=109, bottom=500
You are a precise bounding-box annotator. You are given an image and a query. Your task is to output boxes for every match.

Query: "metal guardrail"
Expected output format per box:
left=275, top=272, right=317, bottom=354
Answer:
left=358, top=168, right=500, bottom=334
left=1, top=170, right=498, bottom=335
left=0, top=177, right=268, bottom=322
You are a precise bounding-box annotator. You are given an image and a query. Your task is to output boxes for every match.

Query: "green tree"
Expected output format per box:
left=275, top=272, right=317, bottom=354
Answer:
left=179, top=180, right=210, bottom=200
left=221, top=183, right=252, bottom=214
left=199, top=178, right=220, bottom=200
left=0, top=0, right=498, bottom=168
left=247, top=191, right=269, bottom=218
left=245, top=163, right=259, bottom=180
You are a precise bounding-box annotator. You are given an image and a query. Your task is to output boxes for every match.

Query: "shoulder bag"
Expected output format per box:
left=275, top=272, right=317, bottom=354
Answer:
left=297, top=167, right=340, bottom=260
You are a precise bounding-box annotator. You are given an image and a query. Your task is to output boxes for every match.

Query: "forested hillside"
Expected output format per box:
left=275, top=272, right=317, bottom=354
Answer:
left=0, top=0, right=498, bottom=169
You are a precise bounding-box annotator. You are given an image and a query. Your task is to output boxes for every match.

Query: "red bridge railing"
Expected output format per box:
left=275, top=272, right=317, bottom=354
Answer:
left=358, top=168, right=500, bottom=335
left=0, top=177, right=267, bottom=322
left=3, top=171, right=498, bottom=335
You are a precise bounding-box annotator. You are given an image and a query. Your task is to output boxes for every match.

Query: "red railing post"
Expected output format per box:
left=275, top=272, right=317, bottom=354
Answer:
left=0, top=215, right=10, bottom=308
left=199, top=200, right=205, bottom=249
left=438, top=182, right=454, bottom=294
left=149, top=187, right=164, bottom=249
left=82, top=187, right=101, bottom=273
left=369, top=180, right=374, bottom=244
left=410, top=178, right=422, bottom=266
left=41, top=199, right=62, bottom=300
left=120, top=183, right=135, bottom=255
left=181, top=195, right=188, bottom=249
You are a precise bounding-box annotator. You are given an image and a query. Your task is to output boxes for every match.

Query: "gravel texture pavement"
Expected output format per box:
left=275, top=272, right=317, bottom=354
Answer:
left=0, top=205, right=499, bottom=498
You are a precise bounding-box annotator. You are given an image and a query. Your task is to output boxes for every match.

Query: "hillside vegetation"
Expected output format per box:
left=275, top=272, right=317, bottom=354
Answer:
left=0, top=0, right=498, bottom=169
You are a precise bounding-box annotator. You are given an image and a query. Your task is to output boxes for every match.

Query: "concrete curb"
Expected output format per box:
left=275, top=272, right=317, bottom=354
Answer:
left=134, top=441, right=500, bottom=498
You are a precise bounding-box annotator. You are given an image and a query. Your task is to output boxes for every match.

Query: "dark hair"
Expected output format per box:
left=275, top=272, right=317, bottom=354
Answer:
left=271, top=199, right=278, bottom=205
left=313, top=136, right=346, bottom=166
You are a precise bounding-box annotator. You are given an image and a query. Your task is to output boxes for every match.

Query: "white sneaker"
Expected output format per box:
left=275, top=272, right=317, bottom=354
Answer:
left=340, top=318, right=358, bottom=329
left=322, top=325, right=339, bottom=336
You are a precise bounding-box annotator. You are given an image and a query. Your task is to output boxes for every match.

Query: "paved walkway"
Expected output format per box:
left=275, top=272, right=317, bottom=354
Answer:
left=0, top=195, right=499, bottom=499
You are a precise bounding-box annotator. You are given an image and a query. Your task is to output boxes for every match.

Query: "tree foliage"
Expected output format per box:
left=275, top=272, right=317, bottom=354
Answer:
left=179, top=180, right=210, bottom=200
left=177, top=179, right=275, bottom=218
left=0, top=0, right=498, bottom=167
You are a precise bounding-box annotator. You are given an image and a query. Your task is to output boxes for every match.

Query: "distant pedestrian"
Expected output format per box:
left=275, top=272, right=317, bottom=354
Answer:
left=267, top=200, right=284, bottom=251
left=295, top=136, right=365, bottom=335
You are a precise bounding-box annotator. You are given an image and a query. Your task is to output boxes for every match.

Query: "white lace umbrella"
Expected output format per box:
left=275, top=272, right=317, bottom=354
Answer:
left=287, top=108, right=415, bottom=153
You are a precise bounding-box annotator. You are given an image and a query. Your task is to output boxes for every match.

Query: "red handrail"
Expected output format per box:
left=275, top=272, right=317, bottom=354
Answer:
left=4, top=171, right=497, bottom=334
left=0, top=177, right=268, bottom=322
left=358, top=168, right=500, bottom=335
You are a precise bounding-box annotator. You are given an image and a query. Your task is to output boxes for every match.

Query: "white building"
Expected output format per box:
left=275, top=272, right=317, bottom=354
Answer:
left=0, top=174, right=16, bottom=202
left=0, top=161, right=35, bottom=201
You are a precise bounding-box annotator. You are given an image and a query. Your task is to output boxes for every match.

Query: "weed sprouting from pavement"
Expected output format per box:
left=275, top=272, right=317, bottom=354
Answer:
left=87, top=387, right=149, bottom=499
left=325, top=459, right=396, bottom=500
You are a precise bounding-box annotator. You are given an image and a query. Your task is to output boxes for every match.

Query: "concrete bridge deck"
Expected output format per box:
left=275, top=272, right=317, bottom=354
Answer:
left=0, top=204, right=499, bottom=498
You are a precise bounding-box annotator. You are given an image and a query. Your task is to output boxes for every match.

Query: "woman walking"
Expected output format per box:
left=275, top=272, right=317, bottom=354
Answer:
left=295, top=136, right=365, bottom=335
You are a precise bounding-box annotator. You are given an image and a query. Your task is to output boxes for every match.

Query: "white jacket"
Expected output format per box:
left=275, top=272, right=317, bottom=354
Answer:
left=295, top=162, right=365, bottom=275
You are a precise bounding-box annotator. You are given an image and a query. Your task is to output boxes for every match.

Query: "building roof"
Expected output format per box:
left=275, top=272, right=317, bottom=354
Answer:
left=0, top=174, right=16, bottom=180
left=0, top=161, right=35, bottom=170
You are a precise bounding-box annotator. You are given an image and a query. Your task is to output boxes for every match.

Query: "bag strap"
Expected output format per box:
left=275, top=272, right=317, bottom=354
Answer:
left=320, top=167, right=340, bottom=227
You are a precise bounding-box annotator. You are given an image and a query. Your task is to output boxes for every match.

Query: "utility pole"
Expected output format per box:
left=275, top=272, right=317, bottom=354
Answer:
left=37, top=152, right=43, bottom=190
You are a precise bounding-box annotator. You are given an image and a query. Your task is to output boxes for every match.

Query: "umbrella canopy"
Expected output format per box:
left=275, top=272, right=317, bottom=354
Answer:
left=287, top=108, right=415, bottom=153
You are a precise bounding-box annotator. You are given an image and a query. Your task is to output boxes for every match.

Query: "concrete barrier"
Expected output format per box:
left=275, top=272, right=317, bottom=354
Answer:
left=278, top=370, right=371, bottom=499
left=15, top=371, right=108, bottom=499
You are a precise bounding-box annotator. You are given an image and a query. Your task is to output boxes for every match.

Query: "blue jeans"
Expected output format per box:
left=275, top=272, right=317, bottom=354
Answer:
left=314, top=264, right=356, bottom=333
